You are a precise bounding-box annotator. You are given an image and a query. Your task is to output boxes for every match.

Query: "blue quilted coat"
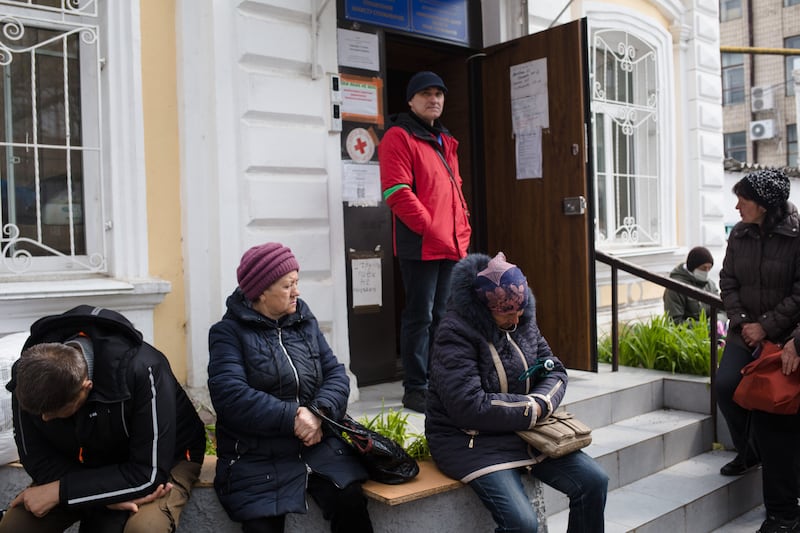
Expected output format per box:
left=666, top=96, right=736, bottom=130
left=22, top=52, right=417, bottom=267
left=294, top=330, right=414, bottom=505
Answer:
left=425, top=253, right=569, bottom=482
left=208, top=289, right=367, bottom=522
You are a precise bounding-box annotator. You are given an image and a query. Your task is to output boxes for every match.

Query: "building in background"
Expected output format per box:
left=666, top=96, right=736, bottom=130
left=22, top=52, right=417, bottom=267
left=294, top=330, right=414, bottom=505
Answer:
left=720, top=0, right=800, bottom=171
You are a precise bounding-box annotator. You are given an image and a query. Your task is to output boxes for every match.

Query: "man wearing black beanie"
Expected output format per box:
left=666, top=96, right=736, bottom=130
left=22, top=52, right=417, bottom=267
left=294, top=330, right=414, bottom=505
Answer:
left=378, top=71, right=472, bottom=413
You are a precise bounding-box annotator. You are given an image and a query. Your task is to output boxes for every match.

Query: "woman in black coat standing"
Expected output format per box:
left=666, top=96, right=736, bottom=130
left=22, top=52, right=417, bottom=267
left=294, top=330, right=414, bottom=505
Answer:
left=207, top=242, right=373, bottom=533
left=716, top=169, right=800, bottom=533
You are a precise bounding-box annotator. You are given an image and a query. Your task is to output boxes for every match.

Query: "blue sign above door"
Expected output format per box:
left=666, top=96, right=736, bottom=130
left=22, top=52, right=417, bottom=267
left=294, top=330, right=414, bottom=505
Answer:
left=344, top=0, right=469, bottom=45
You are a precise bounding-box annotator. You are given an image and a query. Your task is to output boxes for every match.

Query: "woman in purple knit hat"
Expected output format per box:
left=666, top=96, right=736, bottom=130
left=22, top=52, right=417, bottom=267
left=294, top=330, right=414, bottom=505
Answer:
left=207, top=242, right=373, bottom=533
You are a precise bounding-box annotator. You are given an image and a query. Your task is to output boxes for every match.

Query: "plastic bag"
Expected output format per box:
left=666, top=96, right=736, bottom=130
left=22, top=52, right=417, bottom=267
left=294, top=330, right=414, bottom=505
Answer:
left=0, top=332, right=29, bottom=464
left=309, top=406, right=419, bottom=484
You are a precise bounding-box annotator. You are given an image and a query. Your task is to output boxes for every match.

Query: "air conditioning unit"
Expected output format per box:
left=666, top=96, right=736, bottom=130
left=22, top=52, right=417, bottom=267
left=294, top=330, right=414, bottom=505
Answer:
left=751, top=86, right=775, bottom=111
left=750, top=119, right=776, bottom=140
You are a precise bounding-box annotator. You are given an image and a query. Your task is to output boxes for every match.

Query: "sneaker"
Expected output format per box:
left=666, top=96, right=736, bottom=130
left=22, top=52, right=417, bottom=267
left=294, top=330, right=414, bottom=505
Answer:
left=402, top=389, right=427, bottom=413
left=719, top=453, right=760, bottom=476
left=757, top=516, right=800, bottom=533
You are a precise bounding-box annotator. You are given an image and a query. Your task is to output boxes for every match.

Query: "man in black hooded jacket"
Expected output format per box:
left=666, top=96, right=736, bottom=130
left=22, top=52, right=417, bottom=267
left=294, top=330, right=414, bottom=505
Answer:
left=0, top=305, right=205, bottom=533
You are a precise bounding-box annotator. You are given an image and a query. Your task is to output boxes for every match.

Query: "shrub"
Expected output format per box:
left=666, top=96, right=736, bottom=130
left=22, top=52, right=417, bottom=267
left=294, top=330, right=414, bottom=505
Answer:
left=598, top=311, right=723, bottom=376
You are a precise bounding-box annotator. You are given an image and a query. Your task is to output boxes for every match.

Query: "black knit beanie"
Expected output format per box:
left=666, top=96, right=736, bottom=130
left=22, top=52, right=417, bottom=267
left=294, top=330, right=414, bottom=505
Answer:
left=686, top=246, right=714, bottom=272
left=737, top=169, right=790, bottom=209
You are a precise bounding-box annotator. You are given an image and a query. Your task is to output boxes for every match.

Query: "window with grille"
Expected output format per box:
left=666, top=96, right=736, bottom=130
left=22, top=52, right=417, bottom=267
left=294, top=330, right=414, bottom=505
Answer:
left=0, top=0, right=105, bottom=276
left=722, top=53, right=745, bottom=105
left=591, top=29, right=661, bottom=249
left=724, top=131, right=747, bottom=163
left=789, top=125, right=798, bottom=168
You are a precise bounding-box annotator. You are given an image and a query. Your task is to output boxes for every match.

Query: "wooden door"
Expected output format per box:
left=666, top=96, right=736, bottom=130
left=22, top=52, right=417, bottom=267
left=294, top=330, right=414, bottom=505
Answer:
left=479, top=19, right=596, bottom=370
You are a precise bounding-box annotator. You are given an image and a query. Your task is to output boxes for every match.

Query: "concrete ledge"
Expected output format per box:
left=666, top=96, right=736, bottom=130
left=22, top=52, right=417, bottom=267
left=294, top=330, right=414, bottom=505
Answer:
left=2, top=457, right=548, bottom=533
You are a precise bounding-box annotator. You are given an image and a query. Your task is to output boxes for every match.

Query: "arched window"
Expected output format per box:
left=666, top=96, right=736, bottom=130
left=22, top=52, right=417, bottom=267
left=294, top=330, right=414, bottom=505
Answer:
left=589, top=11, right=674, bottom=251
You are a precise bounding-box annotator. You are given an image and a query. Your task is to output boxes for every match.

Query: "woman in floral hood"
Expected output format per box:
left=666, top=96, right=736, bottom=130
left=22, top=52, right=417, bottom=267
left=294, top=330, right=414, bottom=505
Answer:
left=425, top=252, right=608, bottom=532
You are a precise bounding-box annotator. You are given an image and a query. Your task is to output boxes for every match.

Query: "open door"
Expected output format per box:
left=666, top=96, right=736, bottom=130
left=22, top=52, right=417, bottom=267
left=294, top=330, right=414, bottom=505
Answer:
left=479, top=19, right=596, bottom=371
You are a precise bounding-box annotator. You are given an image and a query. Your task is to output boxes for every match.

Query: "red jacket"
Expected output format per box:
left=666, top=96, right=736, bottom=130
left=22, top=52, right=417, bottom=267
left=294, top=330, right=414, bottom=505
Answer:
left=379, top=112, right=471, bottom=261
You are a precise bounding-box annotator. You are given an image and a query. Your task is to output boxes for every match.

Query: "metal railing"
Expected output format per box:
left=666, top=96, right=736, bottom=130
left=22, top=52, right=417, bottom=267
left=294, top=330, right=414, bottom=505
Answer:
left=595, top=250, right=723, bottom=438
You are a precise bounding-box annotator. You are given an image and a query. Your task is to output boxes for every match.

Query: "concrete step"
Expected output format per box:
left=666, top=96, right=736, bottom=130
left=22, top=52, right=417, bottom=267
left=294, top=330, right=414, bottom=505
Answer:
left=712, top=504, right=765, bottom=532
left=543, top=408, right=713, bottom=516
left=547, top=450, right=762, bottom=532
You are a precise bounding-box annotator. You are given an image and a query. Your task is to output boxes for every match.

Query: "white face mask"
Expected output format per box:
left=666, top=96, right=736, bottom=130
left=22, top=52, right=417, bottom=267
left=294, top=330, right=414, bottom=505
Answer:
left=692, top=269, right=709, bottom=282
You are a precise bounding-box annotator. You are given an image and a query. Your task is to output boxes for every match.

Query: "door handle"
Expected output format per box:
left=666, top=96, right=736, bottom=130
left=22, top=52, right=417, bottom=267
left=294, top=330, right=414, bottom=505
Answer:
left=562, top=196, right=586, bottom=215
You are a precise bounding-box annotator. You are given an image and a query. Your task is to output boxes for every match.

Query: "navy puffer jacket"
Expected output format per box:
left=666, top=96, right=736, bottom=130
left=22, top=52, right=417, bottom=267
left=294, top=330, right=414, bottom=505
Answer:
left=425, top=254, right=569, bottom=483
left=720, top=203, right=800, bottom=340
left=208, top=290, right=367, bottom=522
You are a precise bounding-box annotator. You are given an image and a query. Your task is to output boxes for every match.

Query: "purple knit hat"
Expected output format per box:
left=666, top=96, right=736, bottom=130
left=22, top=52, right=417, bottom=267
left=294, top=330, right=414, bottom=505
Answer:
left=237, top=242, right=300, bottom=301
left=474, top=252, right=529, bottom=313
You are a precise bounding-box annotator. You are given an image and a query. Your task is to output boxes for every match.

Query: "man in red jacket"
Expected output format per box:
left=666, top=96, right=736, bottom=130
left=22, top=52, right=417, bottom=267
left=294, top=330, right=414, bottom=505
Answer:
left=378, top=71, right=472, bottom=413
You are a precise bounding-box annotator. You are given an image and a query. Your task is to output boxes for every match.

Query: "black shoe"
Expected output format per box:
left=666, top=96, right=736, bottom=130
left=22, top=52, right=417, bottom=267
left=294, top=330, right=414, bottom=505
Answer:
left=720, top=453, right=760, bottom=476
left=758, top=516, right=800, bottom=533
left=402, top=389, right=427, bottom=413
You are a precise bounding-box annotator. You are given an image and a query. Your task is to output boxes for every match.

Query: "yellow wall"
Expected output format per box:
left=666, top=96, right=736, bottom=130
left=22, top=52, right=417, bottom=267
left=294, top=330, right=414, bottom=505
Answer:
left=139, top=0, right=188, bottom=381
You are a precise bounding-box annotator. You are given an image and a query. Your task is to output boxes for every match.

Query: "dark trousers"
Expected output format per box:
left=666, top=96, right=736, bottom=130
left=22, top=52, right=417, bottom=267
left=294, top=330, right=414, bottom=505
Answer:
left=241, top=476, right=373, bottom=533
left=398, top=258, right=455, bottom=392
left=715, top=333, right=759, bottom=458
left=752, top=410, right=800, bottom=520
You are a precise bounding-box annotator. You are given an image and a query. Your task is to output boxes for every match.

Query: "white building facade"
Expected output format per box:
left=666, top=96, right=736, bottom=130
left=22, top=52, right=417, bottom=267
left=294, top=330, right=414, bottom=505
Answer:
left=0, top=0, right=726, bottom=392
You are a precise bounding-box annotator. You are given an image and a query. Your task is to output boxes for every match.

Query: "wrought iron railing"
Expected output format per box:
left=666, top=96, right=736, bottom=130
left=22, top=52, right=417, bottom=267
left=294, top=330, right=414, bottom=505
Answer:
left=595, top=249, right=723, bottom=438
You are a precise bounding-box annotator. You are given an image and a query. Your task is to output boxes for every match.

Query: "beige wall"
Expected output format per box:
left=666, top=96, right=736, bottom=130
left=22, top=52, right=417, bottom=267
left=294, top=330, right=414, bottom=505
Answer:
left=140, top=0, right=188, bottom=381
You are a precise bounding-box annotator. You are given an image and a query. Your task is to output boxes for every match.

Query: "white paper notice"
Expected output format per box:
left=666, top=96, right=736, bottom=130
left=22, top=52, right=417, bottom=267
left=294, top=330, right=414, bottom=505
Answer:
left=352, top=257, right=382, bottom=308
left=337, top=29, right=380, bottom=71
left=341, top=78, right=380, bottom=118
left=342, top=162, right=381, bottom=206
left=509, top=58, right=548, bottom=179
left=516, top=129, right=542, bottom=180
left=509, top=58, right=549, bottom=131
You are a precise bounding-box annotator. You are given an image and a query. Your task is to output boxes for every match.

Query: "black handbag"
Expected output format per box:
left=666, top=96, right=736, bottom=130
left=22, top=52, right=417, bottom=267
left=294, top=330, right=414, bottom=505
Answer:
left=309, top=405, right=420, bottom=485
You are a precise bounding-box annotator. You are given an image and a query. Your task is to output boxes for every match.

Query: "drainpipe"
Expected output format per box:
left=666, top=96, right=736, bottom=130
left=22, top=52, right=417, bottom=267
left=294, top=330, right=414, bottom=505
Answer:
left=747, top=0, right=756, bottom=162
left=311, top=0, right=333, bottom=80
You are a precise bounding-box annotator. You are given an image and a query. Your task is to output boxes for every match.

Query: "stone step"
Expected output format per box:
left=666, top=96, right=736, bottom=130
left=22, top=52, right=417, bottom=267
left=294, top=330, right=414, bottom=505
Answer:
left=543, top=408, right=713, bottom=516
left=547, top=450, right=762, bottom=532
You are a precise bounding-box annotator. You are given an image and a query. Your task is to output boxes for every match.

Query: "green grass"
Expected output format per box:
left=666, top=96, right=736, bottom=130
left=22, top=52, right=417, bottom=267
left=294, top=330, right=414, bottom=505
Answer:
left=598, top=312, right=722, bottom=376
left=358, top=405, right=430, bottom=460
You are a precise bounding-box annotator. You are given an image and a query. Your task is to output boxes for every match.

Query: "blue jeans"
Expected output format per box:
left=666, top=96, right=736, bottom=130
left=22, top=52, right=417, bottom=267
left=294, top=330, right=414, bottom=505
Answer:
left=398, top=258, right=455, bottom=391
left=468, top=451, right=608, bottom=533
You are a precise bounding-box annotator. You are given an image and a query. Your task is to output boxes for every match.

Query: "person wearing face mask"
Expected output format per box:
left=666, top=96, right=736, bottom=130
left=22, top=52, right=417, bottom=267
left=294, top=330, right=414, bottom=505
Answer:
left=715, top=169, right=800, bottom=533
left=663, top=246, right=719, bottom=324
left=425, top=252, right=608, bottom=533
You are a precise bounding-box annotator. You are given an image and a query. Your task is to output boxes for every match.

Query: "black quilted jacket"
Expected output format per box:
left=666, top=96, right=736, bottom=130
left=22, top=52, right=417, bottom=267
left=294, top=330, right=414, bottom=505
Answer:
left=720, top=203, right=800, bottom=341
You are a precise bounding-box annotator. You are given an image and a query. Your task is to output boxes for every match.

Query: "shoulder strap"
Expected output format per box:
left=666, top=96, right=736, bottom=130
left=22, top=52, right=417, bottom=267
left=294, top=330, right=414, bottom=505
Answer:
left=487, top=342, right=508, bottom=393
left=307, top=404, right=369, bottom=438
